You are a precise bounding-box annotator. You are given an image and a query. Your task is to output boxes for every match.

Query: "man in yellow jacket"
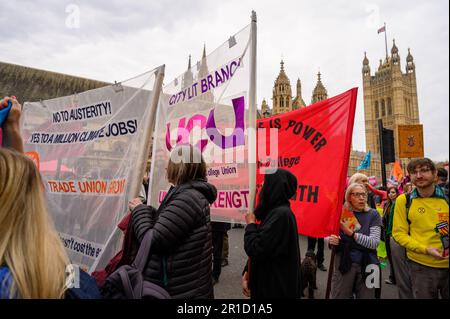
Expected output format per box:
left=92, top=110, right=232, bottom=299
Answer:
left=393, top=158, right=449, bottom=299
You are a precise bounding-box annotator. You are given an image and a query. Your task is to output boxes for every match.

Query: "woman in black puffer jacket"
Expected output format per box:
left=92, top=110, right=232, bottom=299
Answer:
left=130, top=145, right=217, bottom=299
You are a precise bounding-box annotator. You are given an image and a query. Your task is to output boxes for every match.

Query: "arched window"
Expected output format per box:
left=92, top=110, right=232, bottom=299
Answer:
left=387, top=98, right=392, bottom=115
left=375, top=101, right=379, bottom=118
left=381, top=99, right=386, bottom=117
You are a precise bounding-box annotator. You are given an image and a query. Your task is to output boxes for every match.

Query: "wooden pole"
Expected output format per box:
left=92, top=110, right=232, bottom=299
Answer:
left=325, top=245, right=336, bottom=299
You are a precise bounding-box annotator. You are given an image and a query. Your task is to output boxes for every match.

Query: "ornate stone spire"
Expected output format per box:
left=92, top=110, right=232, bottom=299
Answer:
left=182, top=54, right=193, bottom=88
left=391, top=39, right=400, bottom=65
left=261, top=98, right=271, bottom=117
left=362, top=52, right=371, bottom=76
left=311, top=72, right=328, bottom=104
left=406, top=48, right=415, bottom=73
left=197, top=44, right=214, bottom=102
left=272, top=60, right=292, bottom=115
left=293, top=78, right=306, bottom=109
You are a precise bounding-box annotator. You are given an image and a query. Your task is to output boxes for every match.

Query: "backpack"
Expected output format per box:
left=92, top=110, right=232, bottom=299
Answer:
left=100, top=229, right=171, bottom=299
left=65, top=269, right=103, bottom=299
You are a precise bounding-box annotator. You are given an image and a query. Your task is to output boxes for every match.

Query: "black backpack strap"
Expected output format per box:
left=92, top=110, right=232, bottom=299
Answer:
left=405, top=193, right=412, bottom=225
left=132, top=229, right=154, bottom=273
left=405, top=192, right=448, bottom=225
left=444, top=194, right=449, bottom=205
left=118, top=268, right=137, bottom=299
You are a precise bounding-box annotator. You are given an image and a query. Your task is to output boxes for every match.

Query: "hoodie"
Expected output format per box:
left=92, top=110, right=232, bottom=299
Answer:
left=244, top=168, right=302, bottom=299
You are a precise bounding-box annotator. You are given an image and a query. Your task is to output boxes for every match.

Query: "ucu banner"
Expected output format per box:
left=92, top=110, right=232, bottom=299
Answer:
left=165, top=96, right=245, bottom=152
left=150, top=22, right=255, bottom=223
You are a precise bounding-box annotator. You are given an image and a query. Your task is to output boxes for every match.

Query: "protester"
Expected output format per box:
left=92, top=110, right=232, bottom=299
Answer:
left=242, top=168, right=301, bottom=299
left=127, top=144, right=217, bottom=299
left=0, top=96, right=23, bottom=153
left=329, top=183, right=382, bottom=299
left=307, top=237, right=327, bottom=271
left=211, top=221, right=230, bottom=284
left=0, top=148, right=66, bottom=298
left=388, top=186, right=414, bottom=298
left=221, top=226, right=230, bottom=267
left=437, top=167, right=449, bottom=197
left=383, top=186, right=399, bottom=285
left=393, top=158, right=449, bottom=299
left=404, top=183, right=413, bottom=194
left=348, top=173, right=386, bottom=209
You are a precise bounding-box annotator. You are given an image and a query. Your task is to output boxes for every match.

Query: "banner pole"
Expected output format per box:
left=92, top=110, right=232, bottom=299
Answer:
left=89, top=66, right=165, bottom=274
left=325, top=245, right=336, bottom=299
left=248, top=11, right=257, bottom=216
left=128, top=65, right=165, bottom=199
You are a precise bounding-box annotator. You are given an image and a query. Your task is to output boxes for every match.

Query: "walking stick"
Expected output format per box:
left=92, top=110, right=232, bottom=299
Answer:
left=325, top=245, right=336, bottom=299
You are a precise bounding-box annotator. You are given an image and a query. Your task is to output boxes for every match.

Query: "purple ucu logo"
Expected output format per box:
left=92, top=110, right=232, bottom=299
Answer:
left=165, top=96, right=245, bottom=152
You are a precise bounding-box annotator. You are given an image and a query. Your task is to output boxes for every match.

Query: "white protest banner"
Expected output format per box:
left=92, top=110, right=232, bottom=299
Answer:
left=21, top=66, right=164, bottom=271
left=149, top=13, right=257, bottom=223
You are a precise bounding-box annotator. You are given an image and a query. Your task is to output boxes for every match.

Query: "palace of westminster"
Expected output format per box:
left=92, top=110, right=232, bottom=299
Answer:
left=257, top=39, right=421, bottom=180
left=0, top=38, right=426, bottom=182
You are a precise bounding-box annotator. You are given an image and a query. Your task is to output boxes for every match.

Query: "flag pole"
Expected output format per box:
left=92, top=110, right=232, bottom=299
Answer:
left=325, top=245, right=336, bottom=299
left=384, top=22, right=388, bottom=61
left=129, top=65, right=165, bottom=199
left=248, top=11, right=257, bottom=216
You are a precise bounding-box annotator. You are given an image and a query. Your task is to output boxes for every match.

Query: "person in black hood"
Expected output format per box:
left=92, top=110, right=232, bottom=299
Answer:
left=128, top=144, right=217, bottom=299
left=242, top=168, right=302, bottom=299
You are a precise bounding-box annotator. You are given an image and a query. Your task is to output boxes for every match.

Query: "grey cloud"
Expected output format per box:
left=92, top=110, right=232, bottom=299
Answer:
left=1, top=0, right=212, bottom=42
left=1, top=0, right=448, bottom=160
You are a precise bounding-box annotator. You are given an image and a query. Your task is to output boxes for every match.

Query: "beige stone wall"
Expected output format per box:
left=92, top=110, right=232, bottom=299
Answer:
left=362, top=52, right=421, bottom=172
left=0, top=62, right=109, bottom=103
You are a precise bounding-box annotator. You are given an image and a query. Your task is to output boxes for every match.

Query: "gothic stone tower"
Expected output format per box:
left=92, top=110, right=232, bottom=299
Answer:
left=311, top=72, right=328, bottom=104
left=272, top=60, right=293, bottom=115
left=362, top=40, right=420, bottom=167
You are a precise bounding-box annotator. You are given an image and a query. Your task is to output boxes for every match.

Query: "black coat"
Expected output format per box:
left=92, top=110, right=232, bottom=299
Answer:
left=244, top=169, right=302, bottom=299
left=131, top=179, right=217, bottom=299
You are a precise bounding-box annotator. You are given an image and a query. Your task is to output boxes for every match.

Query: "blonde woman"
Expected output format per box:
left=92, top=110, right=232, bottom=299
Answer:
left=0, top=148, right=69, bottom=298
left=329, top=183, right=382, bottom=299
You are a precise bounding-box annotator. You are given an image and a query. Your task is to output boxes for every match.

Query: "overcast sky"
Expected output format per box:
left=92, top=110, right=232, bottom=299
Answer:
left=1, top=0, right=448, bottom=160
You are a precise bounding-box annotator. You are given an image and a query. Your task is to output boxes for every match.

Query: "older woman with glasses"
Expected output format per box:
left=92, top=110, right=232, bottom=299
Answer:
left=329, top=183, right=382, bottom=299
left=348, top=173, right=387, bottom=209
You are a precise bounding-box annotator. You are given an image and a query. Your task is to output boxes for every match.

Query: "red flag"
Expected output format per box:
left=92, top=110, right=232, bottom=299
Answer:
left=256, top=88, right=358, bottom=237
left=377, top=26, right=386, bottom=34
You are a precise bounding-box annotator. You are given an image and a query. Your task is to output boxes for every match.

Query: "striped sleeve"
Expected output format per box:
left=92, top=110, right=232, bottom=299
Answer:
left=354, top=226, right=381, bottom=250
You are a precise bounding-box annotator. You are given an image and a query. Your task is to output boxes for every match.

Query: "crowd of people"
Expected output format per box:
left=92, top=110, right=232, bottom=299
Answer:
left=0, top=96, right=448, bottom=299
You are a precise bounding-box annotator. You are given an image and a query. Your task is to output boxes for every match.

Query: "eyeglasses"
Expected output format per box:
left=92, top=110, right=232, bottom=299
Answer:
left=410, top=168, right=431, bottom=176
left=351, top=192, right=367, bottom=198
